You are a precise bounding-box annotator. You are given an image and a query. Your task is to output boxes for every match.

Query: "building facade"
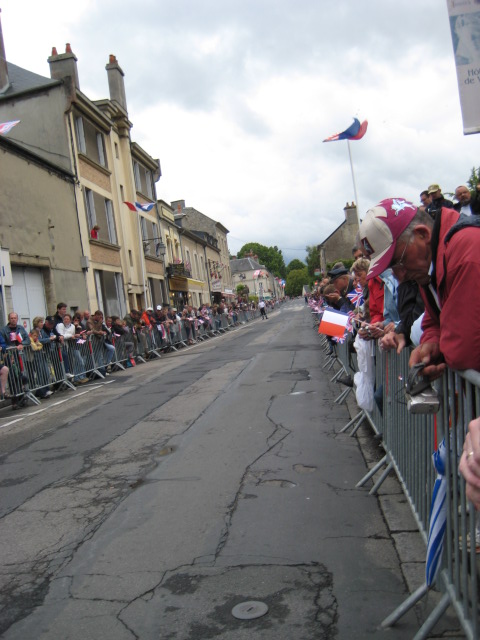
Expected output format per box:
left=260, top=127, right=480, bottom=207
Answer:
left=317, top=202, right=359, bottom=274
left=0, top=13, right=165, bottom=325
left=171, top=200, right=233, bottom=304
left=230, top=255, right=282, bottom=301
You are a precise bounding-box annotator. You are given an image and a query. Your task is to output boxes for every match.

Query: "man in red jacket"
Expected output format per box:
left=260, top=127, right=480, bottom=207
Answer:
left=359, top=197, right=480, bottom=377
left=360, top=197, right=480, bottom=512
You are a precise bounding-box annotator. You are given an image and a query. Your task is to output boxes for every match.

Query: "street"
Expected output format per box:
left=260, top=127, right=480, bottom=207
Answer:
left=0, top=301, right=419, bottom=639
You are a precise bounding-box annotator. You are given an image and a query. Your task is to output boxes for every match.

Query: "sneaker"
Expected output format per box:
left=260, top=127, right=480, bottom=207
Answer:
left=76, top=378, right=89, bottom=385
left=66, top=373, right=74, bottom=380
left=44, top=390, right=54, bottom=397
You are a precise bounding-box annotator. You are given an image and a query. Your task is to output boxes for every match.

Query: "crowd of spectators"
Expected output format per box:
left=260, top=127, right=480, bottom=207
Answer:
left=0, top=298, right=279, bottom=409
left=307, top=182, right=480, bottom=541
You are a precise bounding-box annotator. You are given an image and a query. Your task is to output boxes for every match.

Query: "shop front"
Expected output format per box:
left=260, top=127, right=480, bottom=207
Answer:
left=167, top=267, right=189, bottom=311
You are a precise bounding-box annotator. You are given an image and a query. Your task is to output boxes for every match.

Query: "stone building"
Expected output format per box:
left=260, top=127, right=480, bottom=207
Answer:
left=317, top=203, right=359, bottom=273
left=171, top=200, right=233, bottom=303
left=230, top=254, right=281, bottom=301
left=0, top=12, right=165, bottom=326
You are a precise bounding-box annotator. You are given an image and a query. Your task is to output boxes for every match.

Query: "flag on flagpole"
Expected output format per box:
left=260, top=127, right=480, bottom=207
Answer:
left=426, top=438, right=447, bottom=586
left=123, top=201, right=155, bottom=212
left=323, top=118, right=368, bottom=142
left=0, top=120, right=20, bottom=135
left=318, top=308, right=350, bottom=337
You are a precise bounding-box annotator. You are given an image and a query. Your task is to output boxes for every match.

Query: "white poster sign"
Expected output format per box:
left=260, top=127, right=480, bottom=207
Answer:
left=446, top=0, right=480, bottom=134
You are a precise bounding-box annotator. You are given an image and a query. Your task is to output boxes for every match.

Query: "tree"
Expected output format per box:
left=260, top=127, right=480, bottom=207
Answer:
left=237, top=242, right=286, bottom=278
left=305, top=245, right=319, bottom=279
left=286, top=258, right=306, bottom=274
left=467, top=166, right=480, bottom=192
left=285, top=268, right=308, bottom=297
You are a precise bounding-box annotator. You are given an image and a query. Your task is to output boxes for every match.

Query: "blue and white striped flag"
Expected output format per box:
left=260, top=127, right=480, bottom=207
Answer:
left=425, top=438, right=447, bottom=586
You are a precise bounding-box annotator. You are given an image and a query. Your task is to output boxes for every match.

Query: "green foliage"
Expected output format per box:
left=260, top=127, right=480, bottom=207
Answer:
left=285, top=268, right=308, bottom=297
left=305, top=245, right=319, bottom=278
left=237, top=242, right=286, bottom=278
left=467, top=167, right=480, bottom=192
left=286, top=258, right=306, bottom=274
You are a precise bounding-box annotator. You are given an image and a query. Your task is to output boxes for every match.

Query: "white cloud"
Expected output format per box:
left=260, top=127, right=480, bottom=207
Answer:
left=2, top=0, right=479, bottom=263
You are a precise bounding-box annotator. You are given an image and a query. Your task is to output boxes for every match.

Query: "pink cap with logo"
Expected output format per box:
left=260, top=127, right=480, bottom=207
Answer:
left=359, top=198, right=418, bottom=280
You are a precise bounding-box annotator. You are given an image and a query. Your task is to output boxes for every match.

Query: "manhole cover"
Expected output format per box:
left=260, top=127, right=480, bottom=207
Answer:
left=231, top=600, right=269, bottom=620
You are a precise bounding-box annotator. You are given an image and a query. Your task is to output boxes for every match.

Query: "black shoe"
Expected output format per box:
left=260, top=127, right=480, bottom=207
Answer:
left=337, top=374, right=353, bottom=387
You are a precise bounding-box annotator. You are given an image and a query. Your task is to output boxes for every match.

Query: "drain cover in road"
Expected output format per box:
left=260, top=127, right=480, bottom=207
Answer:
left=231, top=600, right=268, bottom=620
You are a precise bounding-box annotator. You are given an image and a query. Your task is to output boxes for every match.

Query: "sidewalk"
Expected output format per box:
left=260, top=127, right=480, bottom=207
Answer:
left=337, top=354, right=465, bottom=638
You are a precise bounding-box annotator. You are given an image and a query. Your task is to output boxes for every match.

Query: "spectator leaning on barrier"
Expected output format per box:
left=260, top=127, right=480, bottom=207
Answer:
left=359, top=197, right=480, bottom=374
left=359, top=197, right=480, bottom=519
left=1, top=312, right=31, bottom=408
left=0, top=312, right=30, bottom=349
left=56, top=313, right=88, bottom=384
left=0, top=332, right=9, bottom=399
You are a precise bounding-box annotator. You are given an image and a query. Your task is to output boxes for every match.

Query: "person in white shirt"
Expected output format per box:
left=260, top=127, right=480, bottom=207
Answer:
left=258, top=299, right=268, bottom=320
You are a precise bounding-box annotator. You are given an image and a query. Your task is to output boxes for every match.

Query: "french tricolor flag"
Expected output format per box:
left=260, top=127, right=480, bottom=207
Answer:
left=318, top=308, right=350, bottom=338
left=123, top=201, right=155, bottom=212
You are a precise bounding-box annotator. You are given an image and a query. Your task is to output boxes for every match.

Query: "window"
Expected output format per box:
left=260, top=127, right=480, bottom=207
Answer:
left=194, top=254, right=199, bottom=279
left=93, top=270, right=126, bottom=317
left=133, top=160, right=154, bottom=198
left=75, top=115, right=108, bottom=167
left=148, top=277, right=163, bottom=308
left=105, top=200, right=117, bottom=245
left=75, top=117, right=86, bottom=154
left=140, top=217, right=159, bottom=257
left=85, top=189, right=118, bottom=245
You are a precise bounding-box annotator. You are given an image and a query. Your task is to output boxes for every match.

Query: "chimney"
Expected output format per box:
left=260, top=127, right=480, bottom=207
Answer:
left=106, top=54, right=127, bottom=112
left=343, top=202, right=358, bottom=225
left=171, top=200, right=186, bottom=214
left=0, top=10, right=10, bottom=94
left=48, top=43, right=80, bottom=90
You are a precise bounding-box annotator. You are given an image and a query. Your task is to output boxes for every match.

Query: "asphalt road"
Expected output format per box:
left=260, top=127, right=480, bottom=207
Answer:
left=0, top=301, right=419, bottom=639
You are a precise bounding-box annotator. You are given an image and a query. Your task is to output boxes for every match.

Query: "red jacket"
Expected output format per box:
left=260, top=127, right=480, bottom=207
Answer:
left=421, top=207, right=480, bottom=371
left=368, top=277, right=384, bottom=324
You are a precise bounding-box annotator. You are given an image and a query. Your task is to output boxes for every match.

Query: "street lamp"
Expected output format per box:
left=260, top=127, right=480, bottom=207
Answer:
left=142, top=237, right=167, bottom=260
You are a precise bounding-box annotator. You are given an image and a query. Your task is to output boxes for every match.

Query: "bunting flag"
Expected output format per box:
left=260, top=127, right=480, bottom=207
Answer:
left=323, top=117, right=368, bottom=142
left=347, top=283, right=364, bottom=307
left=0, top=120, right=20, bottom=135
left=318, top=308, right=350, bottom=338
left=123, top=201, right=155, bottom=212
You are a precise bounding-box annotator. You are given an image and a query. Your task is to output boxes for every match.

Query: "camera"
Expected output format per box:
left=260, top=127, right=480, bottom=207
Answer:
left=405, top=363, right=440, bottom=414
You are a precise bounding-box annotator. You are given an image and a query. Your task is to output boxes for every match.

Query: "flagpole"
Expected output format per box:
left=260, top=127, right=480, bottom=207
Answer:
left=137, top=214, right=148, bottom=307
left=347, top=140, right=361, bottom=225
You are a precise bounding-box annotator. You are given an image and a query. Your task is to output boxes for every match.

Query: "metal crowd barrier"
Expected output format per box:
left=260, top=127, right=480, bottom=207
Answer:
left=1, top=307, right=273, bottom=407
left=315, top=312, right=479, bottom=639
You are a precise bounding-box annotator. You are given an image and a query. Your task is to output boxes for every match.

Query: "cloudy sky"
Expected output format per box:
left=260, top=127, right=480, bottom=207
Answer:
left=2, top=0, right=479, bottom=263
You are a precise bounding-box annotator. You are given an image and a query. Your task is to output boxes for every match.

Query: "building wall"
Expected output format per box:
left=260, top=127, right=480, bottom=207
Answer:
left=0, top=84, right=72, bottom=172
left=0, top=141, right=88, bottom=316
left=319, top=204, right=359, bottom=271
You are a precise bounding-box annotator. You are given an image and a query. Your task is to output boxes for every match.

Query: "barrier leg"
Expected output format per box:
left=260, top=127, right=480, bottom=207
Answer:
left=368, top=461, right=394, bottom=495
left=334, top=387, right=352, bottom=404
left=412, top=593, right=451, bottom=640
left=339, top=409, right=365, bottom=433
left=380, top=583, right=429, bottom=628
left=356, top=454, right=389, bottom=488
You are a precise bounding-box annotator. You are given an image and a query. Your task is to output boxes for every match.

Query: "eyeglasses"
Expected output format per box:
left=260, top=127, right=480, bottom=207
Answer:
left=390, top=234, right=412, bottom=274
